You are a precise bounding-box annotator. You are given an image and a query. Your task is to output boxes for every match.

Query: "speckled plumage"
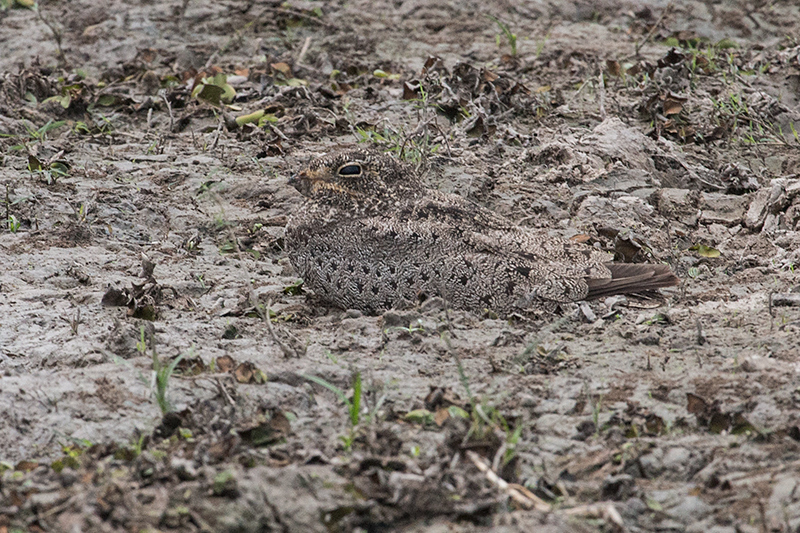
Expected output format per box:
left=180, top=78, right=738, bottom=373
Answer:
left=285, top=148, right=679, bottom=316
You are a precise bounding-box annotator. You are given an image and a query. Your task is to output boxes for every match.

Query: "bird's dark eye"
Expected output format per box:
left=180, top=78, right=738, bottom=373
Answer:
left=338, top=164, right=362, bottom=176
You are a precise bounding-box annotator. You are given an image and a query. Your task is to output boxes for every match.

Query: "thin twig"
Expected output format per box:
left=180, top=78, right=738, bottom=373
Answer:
left=768, top=290, right=775, bottom=332
left=491, top=441, right=507, bottom=472
left=695, top=317, right=705, bottom=345
left=430, top=122, right=453, bottom=158
left=467, top=451, right=551, bottom=512
left=635, top=2, right=674, bottom=57
left=161, top=92, right=174, bottom=132
left=567, top=78, right=593, bottom=106
left=214, top=377, right=236, bottom=407
left=264, top=299, right=298, bottom=358
left=468, top=450, right=625, bottom=529
left=269, top=123, right=289, bottom=142
left=297, top=36, right=312, bottom=66
left=597, top=67, right=607, bottom=120
left=5, top=183, right=9, bottom=229
left=35, top=2, right=67, bottom=66
left=26, top=494, right=81, bottom=525
left=210, top=119, right=223, bottom=151
left=563, top=503, right=624, bottom=531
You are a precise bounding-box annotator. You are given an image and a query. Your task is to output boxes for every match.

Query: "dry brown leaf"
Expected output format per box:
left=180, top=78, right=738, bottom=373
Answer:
left=402, top=81, right=419, bottom=100
left=694, top=55, right=710, bottom=71
left=15, top=460, right=39, bottom=472
left=234, top=362, right=267, bottom=384
left=138, top=48, right=157, bottom=63
left=176, top=355, right=207, bottom=375
left=271, top=62, right=292, bottom=76
left=482, top=70, right=499, bottom=83
left=686, top=392, right=707, bottom=414
left=663, top=98, right=683, bottom=115
left=216, top=355, right=236, bottom=373
left=234, top=362, right=254, bottom=383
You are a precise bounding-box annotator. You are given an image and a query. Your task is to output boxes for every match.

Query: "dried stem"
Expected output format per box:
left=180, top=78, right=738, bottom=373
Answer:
left=634, top=2, right=674, bottom=57
left=263, top=298, right=298, bottom=358
left=467, top=451, right=551, bottom=512
left=35, top=1, right=67, bottom=66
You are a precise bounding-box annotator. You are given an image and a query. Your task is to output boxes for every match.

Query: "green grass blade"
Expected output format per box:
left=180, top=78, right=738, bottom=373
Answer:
left=350, top=372, right=361, bottom=426
left=302, top=374, right=351, bottom=408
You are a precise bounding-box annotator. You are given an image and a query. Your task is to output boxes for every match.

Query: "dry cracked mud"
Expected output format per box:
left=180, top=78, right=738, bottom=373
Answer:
left=1, top=0, right=800, bottom=531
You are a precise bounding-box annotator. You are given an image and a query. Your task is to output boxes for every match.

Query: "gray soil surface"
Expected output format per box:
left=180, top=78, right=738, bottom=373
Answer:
left=2, top=0, right=800, bottom=531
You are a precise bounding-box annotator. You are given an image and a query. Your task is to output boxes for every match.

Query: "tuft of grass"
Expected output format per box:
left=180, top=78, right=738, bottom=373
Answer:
left=446, top=332, right=522, bottom=466
left=303, top=372, right=385, bottom=451
left=304, top=372, right=361, bottom=450
left=7, top=214, right=19, bottom=233
left=354, top=125, right=439, bottom=165
left=133, top=325, right=189, bottom=415
left=136, top=326, right=148, bottom=354
left=354, top=81, right=448, bottom=164
left=708, top=92, right=790, bottom=145
left=4, top=184, right=31, bottom=233
left=384, top=319, right=426, bottom=336
left=487, top=15, right=517, bottom=56
left=152, top=346, right=189, bottom=415
left=305, top=372, right=361, bottom=427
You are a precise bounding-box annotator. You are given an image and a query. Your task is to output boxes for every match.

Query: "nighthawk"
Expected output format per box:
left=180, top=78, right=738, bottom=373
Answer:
left=285, top=148, right=679, bottom=317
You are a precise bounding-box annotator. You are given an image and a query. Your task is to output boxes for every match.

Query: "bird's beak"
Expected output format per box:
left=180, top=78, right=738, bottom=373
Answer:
left=288, top=170, right=308, bottom=192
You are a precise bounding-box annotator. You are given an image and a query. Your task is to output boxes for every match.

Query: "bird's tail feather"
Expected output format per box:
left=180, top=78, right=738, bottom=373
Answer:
left=585, top=263, right=680, bottom=300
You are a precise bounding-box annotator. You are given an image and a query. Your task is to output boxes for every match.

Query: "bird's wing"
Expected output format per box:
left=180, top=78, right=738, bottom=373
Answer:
left=402, top=191, right=613, bottom=275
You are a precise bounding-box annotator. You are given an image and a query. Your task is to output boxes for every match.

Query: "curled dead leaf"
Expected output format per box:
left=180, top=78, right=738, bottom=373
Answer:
left=693, top=55, right=711, bottom=72
left=657, top=48, right=686, bottom=68
left=689, top=244, right=721, bottom=258
left=627, top=63, right=642, bottom=76
left=238, top=410, right=291, bottom=446
left=569, top=234, right=591, bottom=243
left=663, top=98, right=683, bottom=115
left=176, top=355, right=207, bottom=376
left=234, top=362, right=267, bottom=384
left=482, top=70, right=499, bottom=83
left=402, top=81, right=420, bottom=100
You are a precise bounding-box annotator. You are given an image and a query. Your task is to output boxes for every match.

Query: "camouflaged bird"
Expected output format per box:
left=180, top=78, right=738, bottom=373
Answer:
left=285, top=148, right=679, bottom=316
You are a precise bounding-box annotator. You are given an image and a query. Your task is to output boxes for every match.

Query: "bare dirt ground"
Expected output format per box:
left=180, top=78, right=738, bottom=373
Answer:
left=1, top=0, right=800, bottom=531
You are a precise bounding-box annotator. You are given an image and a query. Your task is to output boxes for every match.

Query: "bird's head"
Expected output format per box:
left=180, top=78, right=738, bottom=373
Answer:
left=289, top=148, right=407, bottom=202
